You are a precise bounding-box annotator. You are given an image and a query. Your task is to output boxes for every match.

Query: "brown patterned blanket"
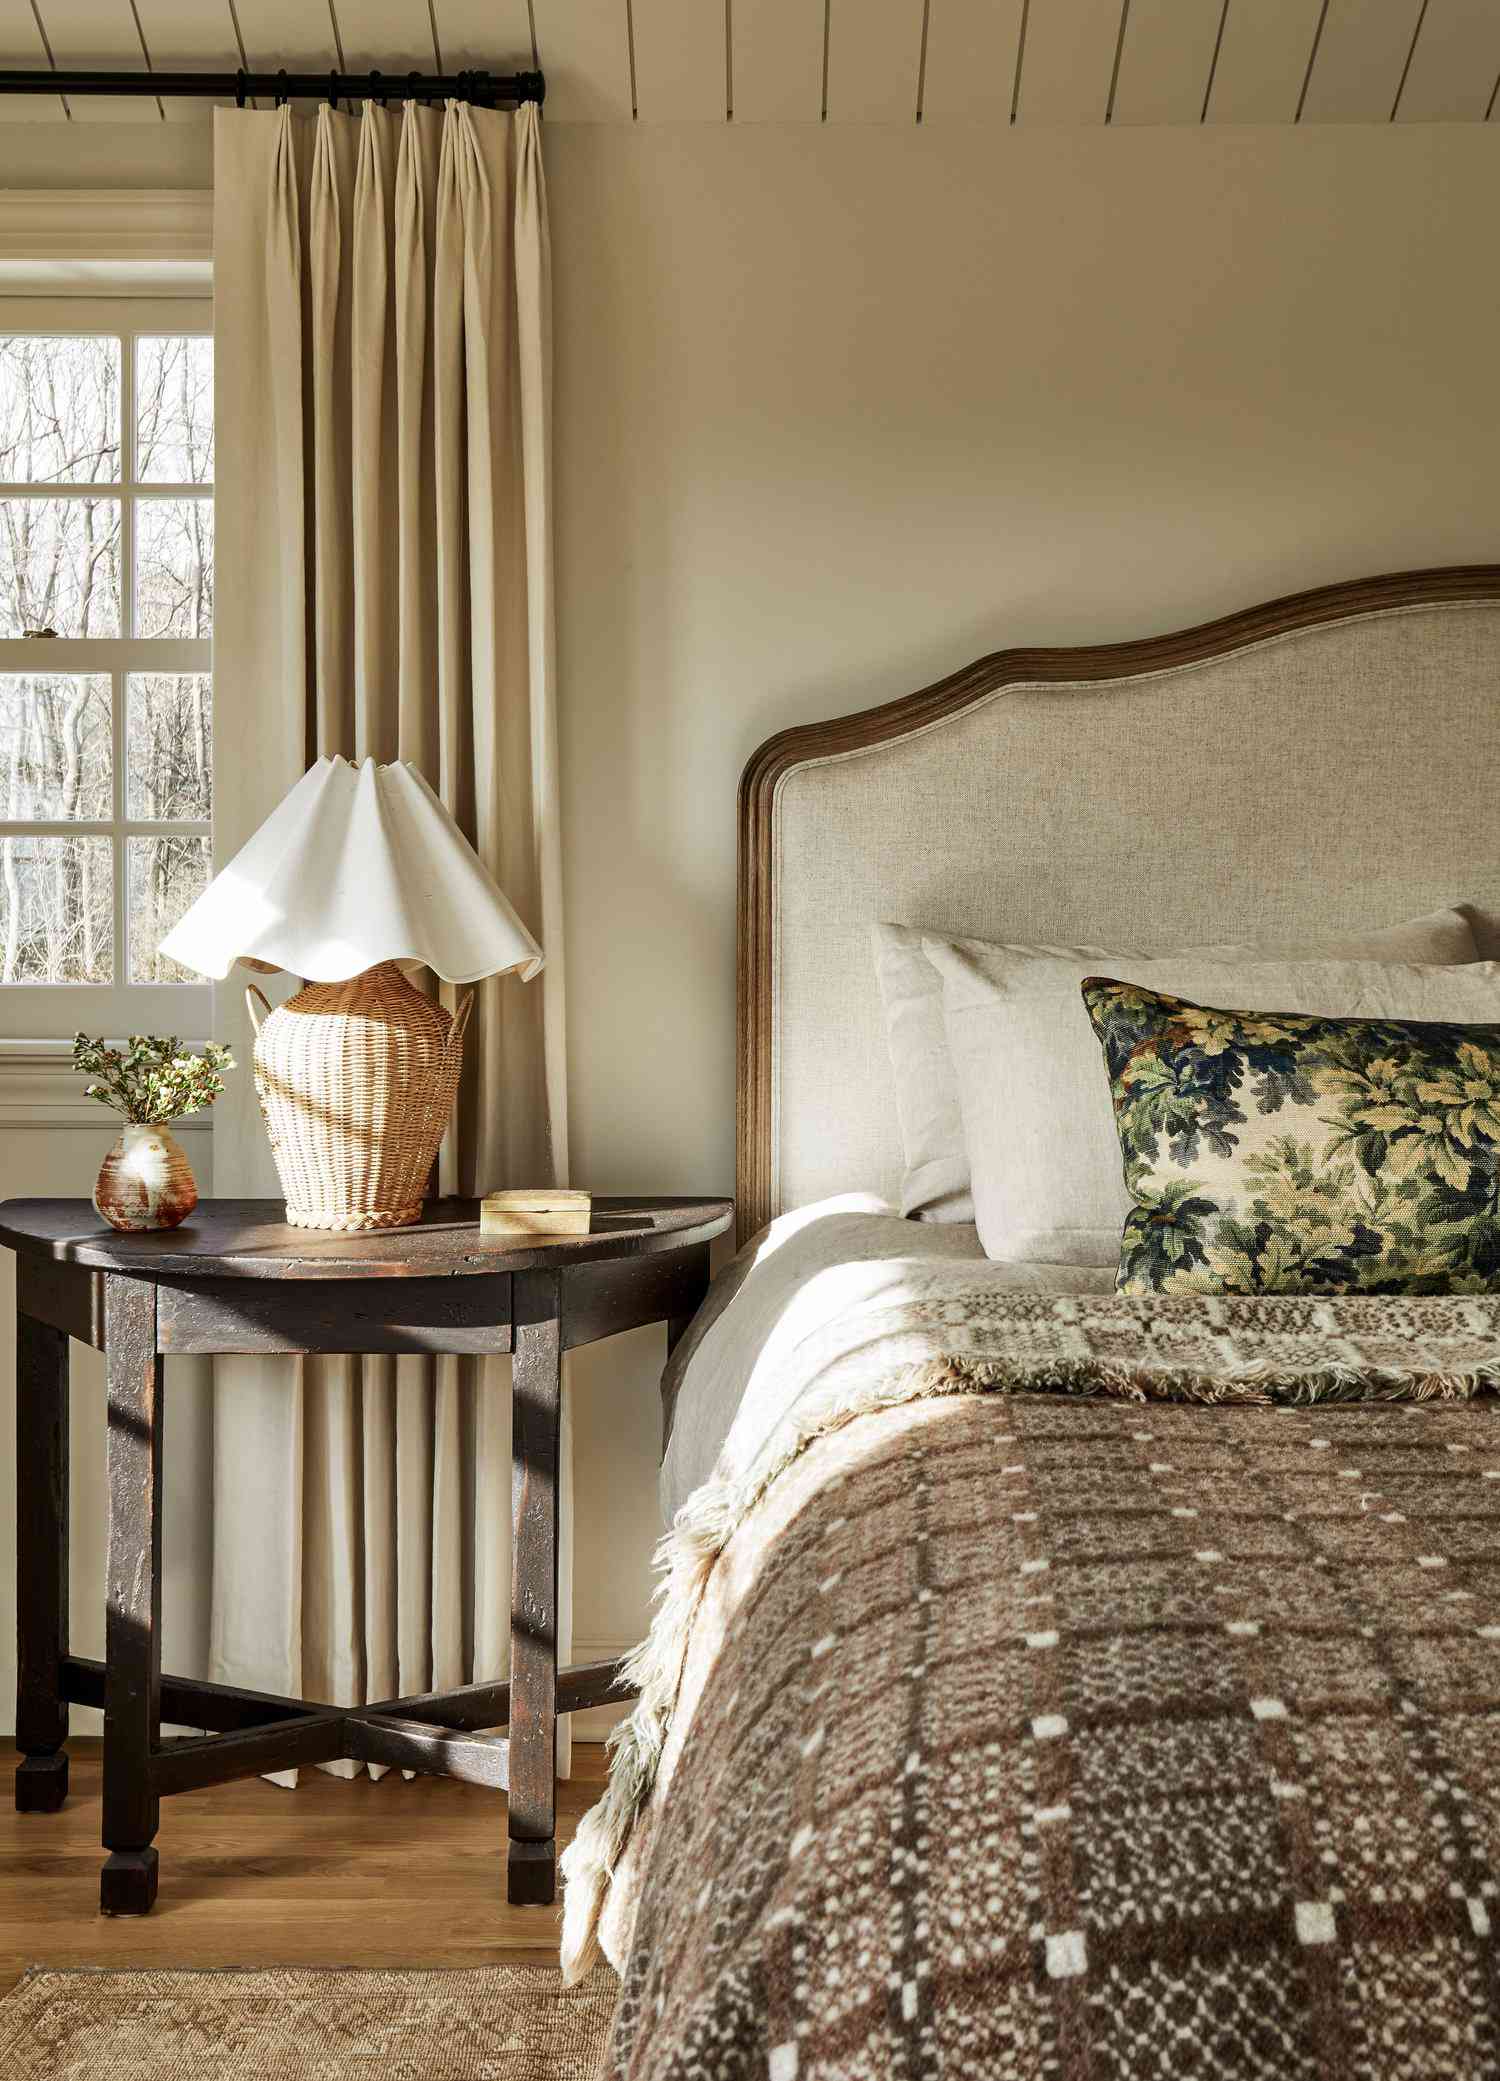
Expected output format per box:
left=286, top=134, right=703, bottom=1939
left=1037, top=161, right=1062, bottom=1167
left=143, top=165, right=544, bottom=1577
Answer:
left=562, top=1292, right=1500, bottom=2078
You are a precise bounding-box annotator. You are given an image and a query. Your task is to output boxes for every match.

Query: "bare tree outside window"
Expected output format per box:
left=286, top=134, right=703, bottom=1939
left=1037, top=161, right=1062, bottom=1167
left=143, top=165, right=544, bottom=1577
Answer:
left=0, top=497, right=122, bottom=638
left=126, top=673, right=212, bottom=981
left=0, top=674, right=111, bottom=819
left=0, top=834, right=112, bottom=983
left=0, top=318, right=213, bottom=1032
left=0, top=333, right=119, bottom=484
left=136, top=335, right=212, bottom=485
left=128, top=835, right=211, bottom=984
left=136, top=498, right=213, bottom=639
left=0, top=673, right=113, bottom=981
left=126, top=674, right=211, bottom=822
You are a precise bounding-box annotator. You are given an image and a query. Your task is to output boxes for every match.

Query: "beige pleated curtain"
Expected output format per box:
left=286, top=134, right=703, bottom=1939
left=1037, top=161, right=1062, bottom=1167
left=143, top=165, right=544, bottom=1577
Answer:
left=209, top=101, right=569, bottom=1774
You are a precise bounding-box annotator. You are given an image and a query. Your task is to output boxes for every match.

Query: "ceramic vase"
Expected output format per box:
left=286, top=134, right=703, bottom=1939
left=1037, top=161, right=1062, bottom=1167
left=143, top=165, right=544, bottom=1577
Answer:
left=93, top=1121, right=198, bottom=1233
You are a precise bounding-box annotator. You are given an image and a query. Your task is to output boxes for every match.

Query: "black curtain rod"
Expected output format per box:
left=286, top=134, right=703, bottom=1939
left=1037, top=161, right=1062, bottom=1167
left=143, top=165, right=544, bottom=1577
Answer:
left=0, top=67, right=545, bottom=108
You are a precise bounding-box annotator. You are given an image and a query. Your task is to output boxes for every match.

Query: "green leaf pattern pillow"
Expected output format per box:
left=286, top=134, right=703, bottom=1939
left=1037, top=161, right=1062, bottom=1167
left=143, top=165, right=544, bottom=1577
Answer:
left=1080, top=978, right=1500, bottom=1296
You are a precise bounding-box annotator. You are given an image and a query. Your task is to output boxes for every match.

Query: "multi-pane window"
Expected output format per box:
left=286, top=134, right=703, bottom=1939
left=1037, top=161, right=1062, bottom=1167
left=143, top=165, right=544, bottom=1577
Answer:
left=0, top=303, right=213, bottom=1037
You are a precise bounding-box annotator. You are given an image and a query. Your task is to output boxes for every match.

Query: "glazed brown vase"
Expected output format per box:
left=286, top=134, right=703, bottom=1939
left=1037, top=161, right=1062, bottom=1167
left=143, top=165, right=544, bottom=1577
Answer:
left=93, top=1122, right=198, bottom=1233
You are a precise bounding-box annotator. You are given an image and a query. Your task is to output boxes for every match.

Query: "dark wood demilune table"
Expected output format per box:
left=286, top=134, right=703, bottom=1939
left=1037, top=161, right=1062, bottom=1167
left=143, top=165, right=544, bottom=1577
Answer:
left=2, top=1194, right=732, bottom=1916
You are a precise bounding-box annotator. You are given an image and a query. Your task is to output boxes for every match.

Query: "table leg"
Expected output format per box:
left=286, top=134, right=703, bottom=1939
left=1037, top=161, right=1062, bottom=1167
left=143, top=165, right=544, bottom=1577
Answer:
left=509, top=1269, right=560, bottom=1906
left=15, top=1310, right=69, bottom=1814
left=100, top=1275, right=163, bottom=1916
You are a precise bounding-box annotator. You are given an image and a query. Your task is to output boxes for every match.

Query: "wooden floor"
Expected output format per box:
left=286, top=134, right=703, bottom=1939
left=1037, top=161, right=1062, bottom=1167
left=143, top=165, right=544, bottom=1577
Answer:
left=0, top=1738, right=607, bottom=1995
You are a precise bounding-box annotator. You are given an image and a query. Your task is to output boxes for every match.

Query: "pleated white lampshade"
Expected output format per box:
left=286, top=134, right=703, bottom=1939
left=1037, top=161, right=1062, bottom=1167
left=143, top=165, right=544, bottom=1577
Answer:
left=159, top=754, right=544, bottom=985
left=159, top=757, right=544, bottom=1233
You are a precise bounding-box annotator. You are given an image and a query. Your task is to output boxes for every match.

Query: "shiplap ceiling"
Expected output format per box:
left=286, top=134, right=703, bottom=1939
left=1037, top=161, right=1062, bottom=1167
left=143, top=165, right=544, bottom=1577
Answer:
left=2, top=1, right=1498, bottom=126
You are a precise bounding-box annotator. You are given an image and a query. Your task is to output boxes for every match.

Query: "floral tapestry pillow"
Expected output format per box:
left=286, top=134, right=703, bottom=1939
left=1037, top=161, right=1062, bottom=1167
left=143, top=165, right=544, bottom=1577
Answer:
left=1080, top=977, right=1500, bottom=1297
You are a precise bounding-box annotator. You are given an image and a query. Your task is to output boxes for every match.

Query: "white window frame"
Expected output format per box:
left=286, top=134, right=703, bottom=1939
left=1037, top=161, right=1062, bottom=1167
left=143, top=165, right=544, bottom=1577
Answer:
left=0, top=294, right=212, bottom=1040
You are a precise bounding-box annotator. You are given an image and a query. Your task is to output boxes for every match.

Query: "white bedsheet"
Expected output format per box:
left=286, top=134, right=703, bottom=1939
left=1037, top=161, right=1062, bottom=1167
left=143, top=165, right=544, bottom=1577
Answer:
left=659, top=1194, right=1116, bottom=1520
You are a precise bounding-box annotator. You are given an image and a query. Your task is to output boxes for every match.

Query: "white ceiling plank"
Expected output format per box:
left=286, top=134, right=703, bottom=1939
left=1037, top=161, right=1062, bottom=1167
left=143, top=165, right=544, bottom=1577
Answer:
left=430, top=0, right=536, bottom=70
left=33, top=0, right=161, bottom=121
left=234, top=0, right=340, bottom=72
left=825, top=0, right=923, bottom=122
left=1015, top=0, right=1127, bottom=125
left=1298, top=0, right=1423, bottom=121
left=531, top=0, right=633, bottom=120
left=1204, top=0, right=1323, bottom=121
left=334, top=0, right=440, bottom=72
left=1395, top=0, right=1500, bottom=121
left=1111, top=0, right=1224, bottom=124
left=0, top=0, right=65, bottom=119
left=733, top=0, right=822, bottom=121
left=920, top=0, right=1025, bottom=122
left=631, top=0, right=724, bottom=118
left=133, top=0, right=242, bottom=123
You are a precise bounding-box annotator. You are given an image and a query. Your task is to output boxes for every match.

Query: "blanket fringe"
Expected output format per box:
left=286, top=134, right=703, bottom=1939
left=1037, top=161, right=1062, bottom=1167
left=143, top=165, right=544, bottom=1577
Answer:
left=557, top=1348, right=1495, bottom=1980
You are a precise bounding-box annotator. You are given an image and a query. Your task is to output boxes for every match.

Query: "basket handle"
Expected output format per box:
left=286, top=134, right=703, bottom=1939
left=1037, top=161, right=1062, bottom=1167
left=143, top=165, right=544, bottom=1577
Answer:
left=245, top=983, right=272, bottom=1037
left=444, top=988, right=475, bottom=1068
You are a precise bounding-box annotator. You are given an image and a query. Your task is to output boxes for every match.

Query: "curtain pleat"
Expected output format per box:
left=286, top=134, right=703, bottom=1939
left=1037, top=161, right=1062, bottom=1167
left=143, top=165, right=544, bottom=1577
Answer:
left=209, top=101, right=567, bottom=1781
left=350, top=106, right=396, bottom=754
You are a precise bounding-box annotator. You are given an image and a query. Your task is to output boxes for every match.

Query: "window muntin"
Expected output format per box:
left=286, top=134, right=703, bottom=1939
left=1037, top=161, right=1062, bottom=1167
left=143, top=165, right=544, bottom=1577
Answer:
left=0, top=306, right=213, bottom=1037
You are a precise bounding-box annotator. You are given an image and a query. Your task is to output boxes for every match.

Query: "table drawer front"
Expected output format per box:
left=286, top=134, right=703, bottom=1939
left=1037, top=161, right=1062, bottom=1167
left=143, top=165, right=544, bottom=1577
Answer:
left=561, top=1246, right=708, bottom=1351
left=17, top=1254, right=106, bottom=1348
left=156, top=1273, right=514, bottom=1355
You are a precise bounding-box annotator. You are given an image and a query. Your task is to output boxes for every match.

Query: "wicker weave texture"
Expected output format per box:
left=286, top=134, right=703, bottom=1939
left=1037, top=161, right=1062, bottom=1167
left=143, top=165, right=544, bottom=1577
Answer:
left=249, top=963, right=471, bottom=1231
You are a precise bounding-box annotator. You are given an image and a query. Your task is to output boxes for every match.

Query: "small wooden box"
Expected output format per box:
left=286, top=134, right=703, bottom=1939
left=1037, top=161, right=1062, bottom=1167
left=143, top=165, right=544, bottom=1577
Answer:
left=480, top=1189, right=592, bottom=1239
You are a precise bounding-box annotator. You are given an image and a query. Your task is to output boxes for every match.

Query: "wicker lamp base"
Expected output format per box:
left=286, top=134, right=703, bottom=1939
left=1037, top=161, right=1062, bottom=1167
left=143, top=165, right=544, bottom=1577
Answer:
left=284, top=1199, right=427, bottom=1234
left=247, top=963, right=473, bottom=1233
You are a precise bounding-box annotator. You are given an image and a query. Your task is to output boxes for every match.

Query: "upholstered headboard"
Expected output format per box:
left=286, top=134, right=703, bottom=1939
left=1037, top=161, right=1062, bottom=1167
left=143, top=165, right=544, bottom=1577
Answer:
left=736, top=566, right=1500, bottom=1242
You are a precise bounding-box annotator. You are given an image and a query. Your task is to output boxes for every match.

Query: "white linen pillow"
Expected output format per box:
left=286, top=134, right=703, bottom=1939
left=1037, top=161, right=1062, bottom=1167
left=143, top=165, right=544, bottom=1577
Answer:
left=924, top=937, right=1500, bottom=1266
left=871, top=909, right=1479, bottom=1224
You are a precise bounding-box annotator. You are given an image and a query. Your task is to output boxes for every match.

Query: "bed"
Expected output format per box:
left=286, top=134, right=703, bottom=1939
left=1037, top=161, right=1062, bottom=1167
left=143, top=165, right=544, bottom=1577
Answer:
left=565, top=567, right=1500, bottom=2077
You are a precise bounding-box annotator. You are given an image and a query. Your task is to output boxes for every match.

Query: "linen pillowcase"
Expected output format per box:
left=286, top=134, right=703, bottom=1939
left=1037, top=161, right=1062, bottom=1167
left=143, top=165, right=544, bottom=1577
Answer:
left=925, top=937, right=1500, bottom=1265
left=872, top=909, right=1480, bottom=1225
left=1081, top=977, right=1500, bottom=1296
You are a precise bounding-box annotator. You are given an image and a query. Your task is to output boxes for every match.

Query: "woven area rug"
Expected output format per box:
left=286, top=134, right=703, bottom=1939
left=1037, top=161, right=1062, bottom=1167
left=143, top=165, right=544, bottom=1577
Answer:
left=0, top=1963, right=616, bottom=2079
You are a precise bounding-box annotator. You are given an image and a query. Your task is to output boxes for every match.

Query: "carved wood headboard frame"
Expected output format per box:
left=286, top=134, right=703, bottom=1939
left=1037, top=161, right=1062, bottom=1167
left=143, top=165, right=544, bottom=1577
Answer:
left=736, top=564, right=1500, bottom=1243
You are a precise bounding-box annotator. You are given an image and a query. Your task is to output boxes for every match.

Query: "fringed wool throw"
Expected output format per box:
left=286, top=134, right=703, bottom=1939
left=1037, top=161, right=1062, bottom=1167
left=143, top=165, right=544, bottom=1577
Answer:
left=563, top=1288, right=1500, bottom=2078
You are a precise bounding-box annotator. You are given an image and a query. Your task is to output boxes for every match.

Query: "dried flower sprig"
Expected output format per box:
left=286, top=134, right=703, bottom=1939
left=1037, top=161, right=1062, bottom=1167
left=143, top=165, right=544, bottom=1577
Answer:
left=72, top=1034, right=235, bottom=1126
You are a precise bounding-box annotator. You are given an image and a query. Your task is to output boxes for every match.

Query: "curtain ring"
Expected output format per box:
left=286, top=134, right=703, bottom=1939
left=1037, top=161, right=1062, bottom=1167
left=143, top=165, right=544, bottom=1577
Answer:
left=370, top=67, right=385, bottom=109
left=274, top=68, right=289, bottom=108
left=328, top=70, right=340, bottom=110
left=234, top=68, right=248, bottom=109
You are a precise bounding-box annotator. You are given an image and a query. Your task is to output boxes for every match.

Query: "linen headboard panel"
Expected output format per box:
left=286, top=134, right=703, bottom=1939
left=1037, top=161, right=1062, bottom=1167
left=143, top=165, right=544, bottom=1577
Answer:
left=736, top=565, right=1500, bottom=1242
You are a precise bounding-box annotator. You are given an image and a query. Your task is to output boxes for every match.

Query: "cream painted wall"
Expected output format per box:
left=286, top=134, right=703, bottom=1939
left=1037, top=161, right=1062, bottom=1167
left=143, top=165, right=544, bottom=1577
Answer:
left=548, top=119, right=1500, bottom=1644
left=2, top=119, right=1498, bottom=1711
